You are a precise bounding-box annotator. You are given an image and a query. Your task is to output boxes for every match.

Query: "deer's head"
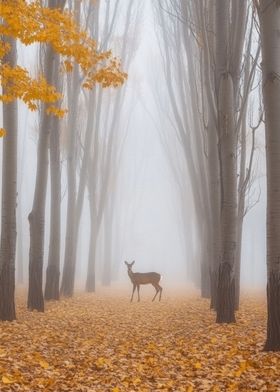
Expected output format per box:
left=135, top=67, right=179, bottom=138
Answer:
left=124, top=260, right=135, bottom=273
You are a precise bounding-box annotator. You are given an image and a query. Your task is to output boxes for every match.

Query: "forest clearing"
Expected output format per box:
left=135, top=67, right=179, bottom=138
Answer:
left=0, top=289, right=279, bottom=392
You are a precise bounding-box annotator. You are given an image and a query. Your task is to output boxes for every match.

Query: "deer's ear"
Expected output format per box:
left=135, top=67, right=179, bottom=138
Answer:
left=124, top=261, right=128, bottom=265
left=132, top=260, right=135, bottom=265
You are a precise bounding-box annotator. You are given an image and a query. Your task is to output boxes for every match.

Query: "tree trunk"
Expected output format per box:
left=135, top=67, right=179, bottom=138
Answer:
left=0, top=37, right=17, bottom=321
left=86, top=219, right=97, bottom=292
left=27, top=125, right=49, bottom=312
left=60, top=89, right=97, bottom=296
left=216, top=74, right=237, bottom=324
left=259, top=0, right=280, bottom=351
left=16, top=200, right=24, bottom=284
left=27, top=46, right=54, bottom=312
left=234, top=213, right=243, bottom=310
left=45, top=54, right=61, bottom=300
left=265, top=273, right=280, bottom=351
left=16, top=54, right=29, bottom=286
left=235, top=117, right=246, bottom=310
left=200, top=224, right=211, bottom=298
left=60, top=1, right=81, bottom=297
left=27, top=0, right=64, bottom=310
left=207, top=115, right=221, bottom=310
left=102, top=202, right=112, bottom=286
left=59, top=63, right=79, bottom=297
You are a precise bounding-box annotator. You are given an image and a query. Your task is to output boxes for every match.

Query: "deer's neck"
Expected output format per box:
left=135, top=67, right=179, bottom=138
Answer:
left=128, top=270, right=135, bottom=282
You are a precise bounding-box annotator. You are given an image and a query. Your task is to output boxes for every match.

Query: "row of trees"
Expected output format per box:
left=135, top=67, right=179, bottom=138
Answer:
left=1, top=0, right=279, bottom=352
left=154, top=0, right=279, bottom=351
left=0, top=0, right=141, bottom=320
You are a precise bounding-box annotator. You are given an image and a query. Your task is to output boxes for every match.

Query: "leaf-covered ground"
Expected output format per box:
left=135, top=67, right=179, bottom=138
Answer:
left=0, top=288, right=279, bottom=391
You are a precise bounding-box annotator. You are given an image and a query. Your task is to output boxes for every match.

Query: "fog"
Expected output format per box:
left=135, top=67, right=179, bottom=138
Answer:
left=1, top=0, right=267, bottom=299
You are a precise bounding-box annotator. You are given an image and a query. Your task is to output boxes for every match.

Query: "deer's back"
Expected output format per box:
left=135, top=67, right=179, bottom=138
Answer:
left=131, top=272, right=161, bottom=284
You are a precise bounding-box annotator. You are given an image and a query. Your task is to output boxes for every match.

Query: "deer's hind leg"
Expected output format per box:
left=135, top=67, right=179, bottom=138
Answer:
left=158, top=284, right=162, bottom=301
left=152, top=284, right=160, bottom=301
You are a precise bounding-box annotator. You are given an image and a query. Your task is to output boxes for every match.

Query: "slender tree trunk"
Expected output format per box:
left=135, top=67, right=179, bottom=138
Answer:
left=28, top=45, right=54, bottom=311
left=0, top=37, right=17, bottom=321
left=259, top=0, right=280, bottom=351
left=16, top=200, right=24, bottom=284
left=16, top=70, right=29, bottom=286
left=208, top=118, right=221, bottom=310
left=235, top=211, right=244, bottom=310
left=234, top=35, right=253, bottom=309
left=27, top=0, right=64, bottom=310
left=200, top=223, right=211, bottom=298
left=45, top=54, right=61, bottom=300
left=86, top=210, right=97, bottom=292
left=44, top=118, right=60, bottom=300
left=28, top=124, right=49, bottom=311
left=234, top=118, right=246, bottom=310
left=60, top=68, right=79, bottom=296
left=60, top=1, right=81, bottom=297
left=60, top=90, right=97, bottom=296
left=102, top=202, right=113, bottom=286
left=216, top=74, right=237, bottom=324
left=214, top=0, right=243, bottom=324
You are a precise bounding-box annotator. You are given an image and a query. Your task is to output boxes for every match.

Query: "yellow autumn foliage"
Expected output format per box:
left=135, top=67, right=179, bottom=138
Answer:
left=0, top=0, right=126, bottom=86
left=0, top=64, right=63, bottom=110
left=0, top=0, right=126, bottom=135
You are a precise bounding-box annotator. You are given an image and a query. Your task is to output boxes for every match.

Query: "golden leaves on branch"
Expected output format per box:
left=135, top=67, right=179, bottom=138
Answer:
left=0, top=0, right=127, bottom=127
left=0, top=65, right=64, bottom=110
left=0, top=0, right=127, bottom=87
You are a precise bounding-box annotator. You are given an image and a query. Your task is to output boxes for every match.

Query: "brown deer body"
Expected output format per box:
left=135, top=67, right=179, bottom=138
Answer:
left=125, top=261, right=162, bottom=302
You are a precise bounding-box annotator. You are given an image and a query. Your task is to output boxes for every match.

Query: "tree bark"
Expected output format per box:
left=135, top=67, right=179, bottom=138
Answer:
left=27, top=46, right=54, bottom=311
left=0, top=37, right=17, bottom=321
left=60, top=1, right=81, bottom=297
left=27, top=0, right=65, bottom=310
left=16, top=194, right=24, bottom=285
left=207, top=114, right=221, bottom=309
left=216, top=74, right=237, bottom=324
left=259, top=0, right=280, bottom=351
left=59, top=64, right=79, bottom=297
left=102, top=201, right=113, bottom=286
left=86, top=212, right=97, bottom=292
left=45, top=54, right=61, bottom=300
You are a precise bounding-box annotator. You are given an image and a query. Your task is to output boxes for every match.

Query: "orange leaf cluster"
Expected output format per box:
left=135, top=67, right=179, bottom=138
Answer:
left=0, top=65, right=64, bottom=112
left=0, top=290, right=279, bottom=391
left=0, top=0, right=127, bottom=86
left=0, top=0, right=127, bottom=134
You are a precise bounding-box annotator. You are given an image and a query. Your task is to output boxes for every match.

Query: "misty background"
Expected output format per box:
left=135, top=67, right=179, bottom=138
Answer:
left=1, top=0, right=266, bottom=292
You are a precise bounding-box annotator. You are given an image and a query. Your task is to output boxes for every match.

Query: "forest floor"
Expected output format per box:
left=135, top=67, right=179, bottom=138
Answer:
left=0, top=287, right=279, bottom=391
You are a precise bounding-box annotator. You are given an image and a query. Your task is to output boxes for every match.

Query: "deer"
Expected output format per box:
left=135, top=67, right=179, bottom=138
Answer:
left=124, top=260, right=162, bottom=302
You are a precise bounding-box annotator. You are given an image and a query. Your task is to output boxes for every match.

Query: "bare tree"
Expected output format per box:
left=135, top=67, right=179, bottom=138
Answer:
left=257, top=0, right=280, bottom=351
left=44, top=52, right=63, bottom=300
left=154, top=1, right=259, bottom=317
left=60, top=0, right=81, bottom=296
left=84, top=0, right=142, bottom=292
left=0, top=37, right=17, bottom=321
left=28, top=42, right=55, bottom=311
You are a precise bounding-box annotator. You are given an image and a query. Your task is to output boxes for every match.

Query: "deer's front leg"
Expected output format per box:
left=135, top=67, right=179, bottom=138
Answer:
left=131, top=284, right=136, bottom=302
left=137, top=285, right=140, bottom=302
